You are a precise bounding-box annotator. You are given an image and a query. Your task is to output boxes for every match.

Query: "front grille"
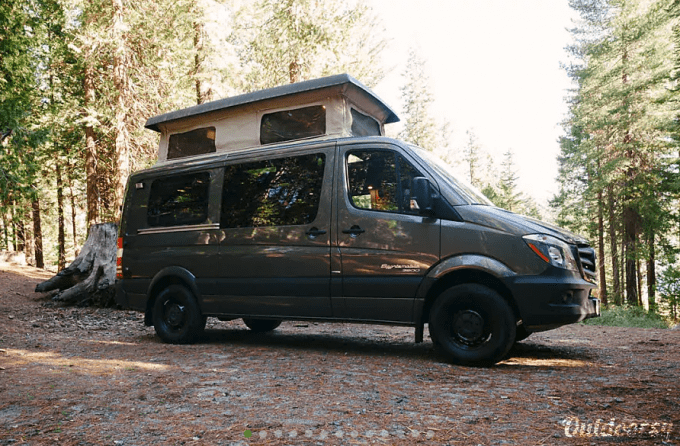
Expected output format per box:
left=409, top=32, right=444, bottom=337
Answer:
left=577, top=246, right=597, bottom=283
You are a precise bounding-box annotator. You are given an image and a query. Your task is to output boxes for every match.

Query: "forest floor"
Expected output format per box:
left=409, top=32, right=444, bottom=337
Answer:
left=1, top=263, right=679, bottom=446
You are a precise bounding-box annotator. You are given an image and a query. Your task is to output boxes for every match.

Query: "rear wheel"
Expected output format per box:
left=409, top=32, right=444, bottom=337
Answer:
left=242, top=318, right=282, bottom=333
left=153, top=285, right=205, bottom=344
left=429, top=284, right=516, bottom=366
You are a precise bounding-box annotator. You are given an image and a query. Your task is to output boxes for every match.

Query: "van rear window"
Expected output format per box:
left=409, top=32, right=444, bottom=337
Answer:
left=221, top=154, right=325, bottom=228
left=147, top=172, right=211, bottom=227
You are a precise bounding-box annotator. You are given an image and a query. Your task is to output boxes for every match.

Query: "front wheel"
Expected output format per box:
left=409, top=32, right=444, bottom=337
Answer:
left=429, top=284, right=516, bottom=366
left=152, top=285, right=205, bottom=344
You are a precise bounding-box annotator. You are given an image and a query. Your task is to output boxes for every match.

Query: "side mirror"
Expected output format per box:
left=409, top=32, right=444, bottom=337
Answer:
left=412, top=177, right=435, bottom=216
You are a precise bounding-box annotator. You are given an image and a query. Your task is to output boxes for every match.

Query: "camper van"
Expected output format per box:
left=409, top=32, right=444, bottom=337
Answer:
left=115, top=74, right=599, bottom=365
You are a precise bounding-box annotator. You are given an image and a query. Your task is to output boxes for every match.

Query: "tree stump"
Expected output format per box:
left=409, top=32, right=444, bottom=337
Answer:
left=35, top=222, right=118, bottom=306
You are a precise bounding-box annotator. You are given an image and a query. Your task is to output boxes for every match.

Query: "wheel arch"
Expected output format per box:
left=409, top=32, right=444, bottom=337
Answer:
left=416, top=255, right=521, bottom=330
left=144, top=267, right=202, bottom=326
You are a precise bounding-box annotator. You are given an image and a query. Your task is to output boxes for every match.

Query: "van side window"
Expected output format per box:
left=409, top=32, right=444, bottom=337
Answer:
left=167, top=127, right=216, bottom=160
left=347, top=150, right=421, bottom=214
left=260, top=106, right=326, bottom=145
left=350, top=108, right=381, bottom=137
left=147, top=172, right=211, bottom=227
left=221, top=154, right=325, bottom=228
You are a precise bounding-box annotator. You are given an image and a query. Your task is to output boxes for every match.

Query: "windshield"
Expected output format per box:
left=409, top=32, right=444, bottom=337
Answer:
left=411, top=146, right=494, bottom=206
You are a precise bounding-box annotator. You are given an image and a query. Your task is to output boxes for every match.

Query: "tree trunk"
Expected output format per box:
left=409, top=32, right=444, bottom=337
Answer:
left=35, top=223, right=118, bottom=306
left=597, top=189, right=607, bottom=305
left=623, top=203, right=639, bottom=306
left=16, top=203, right=25, bottom=253
left=84, top=59, right=99, bottom=229
left=607, top=185, right=621, bottom=304
left=112, top=0, right=130, bottom=222
left=647, top=231, right=656, bottom=309
left=56, top=163, right=66, bottom=270
left=32, top=195, right=44, bottom=269
left=2, top=212, right=8, bottom=250
left=67, top=161, right=79, bottom=257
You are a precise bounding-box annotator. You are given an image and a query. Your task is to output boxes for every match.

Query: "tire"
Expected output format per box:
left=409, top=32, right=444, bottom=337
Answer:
left=152, top=285, right=206, bottom=344
left=428, top=284, right=516, bottom=366
left=242, top=318, right=282, bottom=333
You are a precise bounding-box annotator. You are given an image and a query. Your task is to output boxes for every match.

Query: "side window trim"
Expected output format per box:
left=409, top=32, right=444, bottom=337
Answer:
left=138, top=223, right=219, bottom=235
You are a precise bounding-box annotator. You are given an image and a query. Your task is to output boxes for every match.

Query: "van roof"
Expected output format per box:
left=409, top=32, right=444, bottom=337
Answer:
left=145, top=74, right=399, bottom=132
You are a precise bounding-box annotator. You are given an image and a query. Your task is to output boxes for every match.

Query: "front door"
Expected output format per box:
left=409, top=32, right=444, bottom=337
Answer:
left=211, top=147, right=334, bottom=317
left=335, top=144, right=440, bottom=323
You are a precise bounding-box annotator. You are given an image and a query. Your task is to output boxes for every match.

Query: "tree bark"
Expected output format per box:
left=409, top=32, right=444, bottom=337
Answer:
left=56, top=163, right=66, bottom=270
left=15, top=201, right=25, bottom=253
left=597, top=189, right=607, bottom=305
left=84, top=59, right=98, bottom=229
left=32, top=195, right=44, bottom=269
left=647, top=231, right=656, bottom=309
left=67, top=160, right=79, bottom=257
left=607, top=185, right=621, bottom=304
left=112, top=0, right=130, bottom=222
left=624, top=205, right=638, bottom=306
left=35, top=223, right=118, bottom=306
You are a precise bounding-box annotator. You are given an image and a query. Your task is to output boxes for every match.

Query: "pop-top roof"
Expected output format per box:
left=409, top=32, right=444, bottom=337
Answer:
left=145, top=73, right=399, bottom=132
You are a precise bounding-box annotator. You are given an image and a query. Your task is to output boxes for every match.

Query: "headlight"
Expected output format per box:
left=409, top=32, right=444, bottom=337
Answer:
left=523, top=234, right=579, bottom=272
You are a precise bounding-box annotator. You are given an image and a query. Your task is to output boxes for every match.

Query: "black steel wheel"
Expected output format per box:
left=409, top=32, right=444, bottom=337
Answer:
left=429, top=284, right=516, bottom=366
left=152, top=285, right=205, bottom=344
left=242, top=318, right=282, bottom=333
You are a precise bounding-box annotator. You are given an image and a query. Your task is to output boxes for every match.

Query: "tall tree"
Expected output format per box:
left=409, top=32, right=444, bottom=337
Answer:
left=556, top=0, right=679, bottom=307
left=230, top=0, right=387, bottom=89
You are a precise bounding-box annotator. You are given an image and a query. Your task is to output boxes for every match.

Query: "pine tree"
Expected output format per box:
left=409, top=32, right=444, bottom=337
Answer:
left=230, top=0, right=387, bottom=90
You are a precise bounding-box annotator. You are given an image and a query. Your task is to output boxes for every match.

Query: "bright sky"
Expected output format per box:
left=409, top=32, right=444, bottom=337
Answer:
left=368, top=0, right=577, bottom=205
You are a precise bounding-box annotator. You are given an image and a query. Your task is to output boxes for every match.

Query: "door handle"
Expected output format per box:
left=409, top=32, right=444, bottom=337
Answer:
left=305, top=227, right=327, bottom=238
left=342, top=225, right=365, bottom=236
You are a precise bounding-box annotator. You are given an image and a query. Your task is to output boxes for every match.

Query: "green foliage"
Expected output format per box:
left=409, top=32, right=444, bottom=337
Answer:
left=555, top=0, right=680, bottom=307
left=230, top=0, right=387, bottom=90
left=582, top=305, right=671, bottom=329
left=657, top=264, right=680, bottom=320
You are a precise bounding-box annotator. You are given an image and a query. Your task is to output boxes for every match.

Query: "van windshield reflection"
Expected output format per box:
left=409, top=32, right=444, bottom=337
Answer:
left=410, top=146, right=494, bottom=206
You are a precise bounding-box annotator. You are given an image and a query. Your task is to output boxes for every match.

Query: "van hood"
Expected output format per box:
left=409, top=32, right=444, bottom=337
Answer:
left=455, top=205, right=590, bottom=246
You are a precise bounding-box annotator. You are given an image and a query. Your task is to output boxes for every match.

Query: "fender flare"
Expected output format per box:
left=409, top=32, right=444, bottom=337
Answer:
left=144, top=266, right=202, bottom=326
left=413, top=254, right=516, bottom=342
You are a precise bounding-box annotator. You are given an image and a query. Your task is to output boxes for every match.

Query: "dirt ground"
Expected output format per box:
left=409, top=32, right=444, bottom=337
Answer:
left=1, top=263, right=678, bottom=446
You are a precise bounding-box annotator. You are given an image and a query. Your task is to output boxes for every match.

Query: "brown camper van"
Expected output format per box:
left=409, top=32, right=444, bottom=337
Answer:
left=115, top=74, right=599, bottom=365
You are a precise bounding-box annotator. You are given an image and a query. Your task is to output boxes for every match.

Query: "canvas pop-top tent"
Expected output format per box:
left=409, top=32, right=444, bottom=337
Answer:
left=145, top=73, right=400, bottom=163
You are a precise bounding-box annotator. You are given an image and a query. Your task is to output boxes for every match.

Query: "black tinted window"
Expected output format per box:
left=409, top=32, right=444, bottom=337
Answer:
left=221, top=154, right=325, bottom=228
left=167, top=127, right=216, bottom=159
left=260, top=106, right=326, bottom=145
left=347, top=150, right=421, bottom=214
left=147, top=172, right=210, bottom=227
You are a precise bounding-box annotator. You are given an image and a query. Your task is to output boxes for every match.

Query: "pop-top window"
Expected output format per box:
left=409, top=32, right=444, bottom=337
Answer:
left=167, top=127, right=216, bottom=160
left=147, top=172, right=211, bottom=227
left=260, top=105, right=326, bottom=145
left=351, top=108, right=381, bottom=137
left=221, top=154, right=325, bottom=228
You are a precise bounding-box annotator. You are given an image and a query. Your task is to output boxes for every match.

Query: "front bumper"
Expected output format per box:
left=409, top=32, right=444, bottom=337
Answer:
left=504, top=272, right=600, bottom=332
